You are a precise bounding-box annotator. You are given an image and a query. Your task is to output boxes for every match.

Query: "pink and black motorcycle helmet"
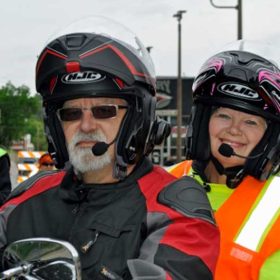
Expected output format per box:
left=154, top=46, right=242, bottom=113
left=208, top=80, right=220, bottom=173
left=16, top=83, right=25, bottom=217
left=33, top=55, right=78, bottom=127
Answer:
left=36, top=20, right=170, bottom=179
left=185, top=50, right=280, bottom=184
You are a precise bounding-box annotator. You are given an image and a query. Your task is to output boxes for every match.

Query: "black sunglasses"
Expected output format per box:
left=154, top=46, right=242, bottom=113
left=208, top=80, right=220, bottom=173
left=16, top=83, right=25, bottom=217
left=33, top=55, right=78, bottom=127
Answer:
left=42, top=163, right=54, bottom=167
left=57, top=104, right=128, bottom=122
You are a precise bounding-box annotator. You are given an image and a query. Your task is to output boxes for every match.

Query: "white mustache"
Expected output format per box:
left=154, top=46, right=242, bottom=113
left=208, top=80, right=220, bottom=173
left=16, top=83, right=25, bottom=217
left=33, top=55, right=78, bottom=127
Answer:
left=71, top=132, right=107, bottom=146
left=67, top=131, right=111, bottom=173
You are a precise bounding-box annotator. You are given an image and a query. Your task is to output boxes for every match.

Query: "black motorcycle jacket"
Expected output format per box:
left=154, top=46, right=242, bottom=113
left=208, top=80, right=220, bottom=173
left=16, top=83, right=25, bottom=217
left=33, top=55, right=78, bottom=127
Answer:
left=0, top=158, right=219, bottom=279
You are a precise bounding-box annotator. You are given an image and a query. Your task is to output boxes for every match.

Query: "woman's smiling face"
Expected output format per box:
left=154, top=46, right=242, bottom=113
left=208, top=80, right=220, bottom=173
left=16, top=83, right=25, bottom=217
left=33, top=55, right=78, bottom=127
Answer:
left=209, top=107, right=267, bottom=168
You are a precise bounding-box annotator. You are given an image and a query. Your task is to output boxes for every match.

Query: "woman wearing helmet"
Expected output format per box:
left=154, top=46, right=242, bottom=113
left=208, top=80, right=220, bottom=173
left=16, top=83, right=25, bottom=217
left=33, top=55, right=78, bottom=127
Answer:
left=0, top=18, right=219, bottom=279
left=170, top=50, right=280, bottom=279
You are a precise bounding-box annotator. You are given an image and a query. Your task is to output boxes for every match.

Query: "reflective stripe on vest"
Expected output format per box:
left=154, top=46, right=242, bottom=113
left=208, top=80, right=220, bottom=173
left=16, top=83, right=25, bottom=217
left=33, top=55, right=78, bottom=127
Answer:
left=234, top=176, right=280, bottom=252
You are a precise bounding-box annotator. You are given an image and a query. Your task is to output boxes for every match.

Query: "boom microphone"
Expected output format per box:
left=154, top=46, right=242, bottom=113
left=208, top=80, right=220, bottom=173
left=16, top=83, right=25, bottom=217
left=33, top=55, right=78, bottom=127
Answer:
left=92, top=139, right=116, bottom=156
left=218, top=143, right=263, bottom=159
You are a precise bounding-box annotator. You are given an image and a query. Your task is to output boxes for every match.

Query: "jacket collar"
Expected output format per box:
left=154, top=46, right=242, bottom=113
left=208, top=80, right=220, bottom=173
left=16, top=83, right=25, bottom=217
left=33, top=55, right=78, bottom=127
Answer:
left=59, top=157, right=153, bottom=202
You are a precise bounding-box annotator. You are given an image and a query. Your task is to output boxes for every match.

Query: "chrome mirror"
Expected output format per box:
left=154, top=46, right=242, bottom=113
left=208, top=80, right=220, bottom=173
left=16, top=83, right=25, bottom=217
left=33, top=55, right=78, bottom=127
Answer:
left=0, top=238, right=81, bottom=280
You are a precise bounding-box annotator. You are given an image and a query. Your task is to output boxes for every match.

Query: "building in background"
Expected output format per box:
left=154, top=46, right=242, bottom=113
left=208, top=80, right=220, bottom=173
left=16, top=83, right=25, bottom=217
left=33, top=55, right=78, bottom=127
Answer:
left=154, top=76, right=194, bottom=165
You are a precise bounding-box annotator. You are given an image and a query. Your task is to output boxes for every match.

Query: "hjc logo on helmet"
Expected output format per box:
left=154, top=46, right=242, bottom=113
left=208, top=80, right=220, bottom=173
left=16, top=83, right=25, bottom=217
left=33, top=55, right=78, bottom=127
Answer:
left=62, top=71, right=106, bottom=84
left=218, top=83, right=261, bottom=100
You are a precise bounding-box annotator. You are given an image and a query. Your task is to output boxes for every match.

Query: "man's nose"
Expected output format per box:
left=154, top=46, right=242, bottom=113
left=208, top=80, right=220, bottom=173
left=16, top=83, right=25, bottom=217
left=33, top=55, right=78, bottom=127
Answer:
left=79, top=110, right=98, bottom=133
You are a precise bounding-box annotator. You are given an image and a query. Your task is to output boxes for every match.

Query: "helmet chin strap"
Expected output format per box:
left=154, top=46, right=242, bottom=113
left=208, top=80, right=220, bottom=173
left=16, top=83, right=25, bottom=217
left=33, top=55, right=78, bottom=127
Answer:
left=210, top=155, right=245, bottom=188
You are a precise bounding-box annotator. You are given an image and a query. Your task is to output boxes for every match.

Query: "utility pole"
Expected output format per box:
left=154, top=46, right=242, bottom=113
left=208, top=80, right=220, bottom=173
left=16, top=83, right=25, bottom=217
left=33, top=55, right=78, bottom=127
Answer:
left=173, top=10, right=186, bottom=162
left=209, top=0, right=242, bottom=40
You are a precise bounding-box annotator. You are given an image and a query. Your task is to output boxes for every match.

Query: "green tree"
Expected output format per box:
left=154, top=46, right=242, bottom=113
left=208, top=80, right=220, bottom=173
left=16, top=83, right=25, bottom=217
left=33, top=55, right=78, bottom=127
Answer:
left=0, top=82, right=47, bottom=150
left=24, top=116, right=48, bottom=150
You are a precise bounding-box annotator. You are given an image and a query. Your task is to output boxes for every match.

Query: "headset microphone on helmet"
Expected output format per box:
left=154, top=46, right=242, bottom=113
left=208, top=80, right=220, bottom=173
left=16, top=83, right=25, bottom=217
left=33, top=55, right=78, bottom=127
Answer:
left=218, top=144, right=234, bottom=158
left=218, top=143, right=264, bottom=160
left=91, top=137, right=117, bottom=156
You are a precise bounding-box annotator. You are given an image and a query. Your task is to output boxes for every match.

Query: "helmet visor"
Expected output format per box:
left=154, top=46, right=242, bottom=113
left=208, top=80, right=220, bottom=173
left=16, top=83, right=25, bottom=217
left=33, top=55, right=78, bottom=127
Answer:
left=44, top=15, right=156, bottom=81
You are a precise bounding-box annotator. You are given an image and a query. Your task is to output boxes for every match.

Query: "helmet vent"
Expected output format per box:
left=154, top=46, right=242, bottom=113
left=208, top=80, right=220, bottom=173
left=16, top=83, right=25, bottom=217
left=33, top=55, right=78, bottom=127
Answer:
left=66, top=61, right=81, bottom=73
left=228, top=68, right=248, bottom=80
left=66, top=34, right=87, bottom=49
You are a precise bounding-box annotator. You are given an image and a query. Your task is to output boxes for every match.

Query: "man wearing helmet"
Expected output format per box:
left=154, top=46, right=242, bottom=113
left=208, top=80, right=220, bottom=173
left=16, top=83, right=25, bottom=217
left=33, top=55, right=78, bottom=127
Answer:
left=169, top=50, right=280, bottom=279
left=0, top=29, right=219, bottom=279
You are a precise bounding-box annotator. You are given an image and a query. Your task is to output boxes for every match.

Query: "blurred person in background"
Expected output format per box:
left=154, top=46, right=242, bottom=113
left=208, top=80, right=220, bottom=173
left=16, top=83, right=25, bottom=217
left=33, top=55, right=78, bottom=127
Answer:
left=0, top=146, right=11, bottom=205
left=169, top=50, right=280, bottom=279
left=38, top=153, right=55, bottom=171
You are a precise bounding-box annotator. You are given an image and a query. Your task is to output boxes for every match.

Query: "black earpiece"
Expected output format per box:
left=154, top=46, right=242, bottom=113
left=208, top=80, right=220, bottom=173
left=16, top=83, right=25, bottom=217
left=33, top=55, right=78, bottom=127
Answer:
left=153, top=118, right=171, bottom=145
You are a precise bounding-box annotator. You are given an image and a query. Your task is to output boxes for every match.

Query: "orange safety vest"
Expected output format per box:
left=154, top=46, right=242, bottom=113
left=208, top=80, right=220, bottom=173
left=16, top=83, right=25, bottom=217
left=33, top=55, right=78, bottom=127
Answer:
left=167, top=160, right=191, bottom=178
left=169, top=161, right=280, bottom=279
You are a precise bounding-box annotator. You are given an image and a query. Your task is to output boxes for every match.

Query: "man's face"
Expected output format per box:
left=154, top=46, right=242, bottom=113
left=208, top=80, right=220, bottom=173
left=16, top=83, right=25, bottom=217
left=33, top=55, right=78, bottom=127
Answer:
left=209, top=107, right=267, bottom=168
left=59, top=97, right=127, bottom=173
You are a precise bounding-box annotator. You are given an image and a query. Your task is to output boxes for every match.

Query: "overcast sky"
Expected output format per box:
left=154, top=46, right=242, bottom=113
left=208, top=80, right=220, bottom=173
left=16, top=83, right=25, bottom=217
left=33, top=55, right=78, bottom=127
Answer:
left=1, top=0, right=280, bottom=93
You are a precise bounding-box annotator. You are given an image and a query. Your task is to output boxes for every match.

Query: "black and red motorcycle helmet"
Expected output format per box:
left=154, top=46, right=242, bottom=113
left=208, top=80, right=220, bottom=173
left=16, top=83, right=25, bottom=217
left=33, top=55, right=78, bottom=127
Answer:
left=185, top=50, right=280, bottom=184
left=36, top=17, right=169, bottom=179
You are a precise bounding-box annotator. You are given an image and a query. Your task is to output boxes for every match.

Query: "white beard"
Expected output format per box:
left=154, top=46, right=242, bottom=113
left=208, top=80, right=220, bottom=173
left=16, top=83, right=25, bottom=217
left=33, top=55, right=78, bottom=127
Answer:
left=67, top=131, right=112, bottom=173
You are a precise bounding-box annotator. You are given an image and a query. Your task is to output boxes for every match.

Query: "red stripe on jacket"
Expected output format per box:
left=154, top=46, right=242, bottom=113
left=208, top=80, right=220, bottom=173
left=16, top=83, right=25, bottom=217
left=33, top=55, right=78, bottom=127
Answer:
left=138, top=165, right=219, bottom=275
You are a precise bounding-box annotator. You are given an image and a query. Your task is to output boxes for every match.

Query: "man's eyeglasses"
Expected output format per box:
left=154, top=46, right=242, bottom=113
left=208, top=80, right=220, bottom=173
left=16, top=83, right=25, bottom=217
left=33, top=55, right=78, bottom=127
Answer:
left=57, top=104, right=128, bottom=122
